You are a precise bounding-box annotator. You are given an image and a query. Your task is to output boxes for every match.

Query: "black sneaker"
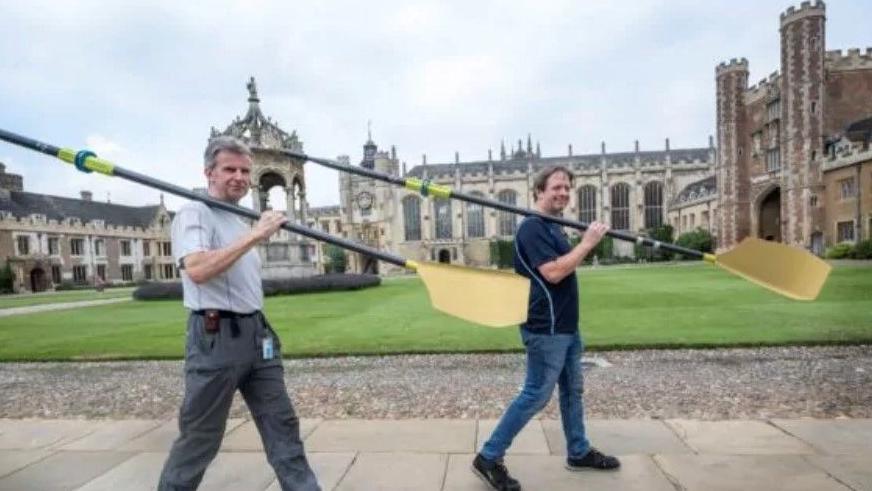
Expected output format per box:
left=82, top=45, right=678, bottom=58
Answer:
left=472, top=454, right=522, bottom=491
left=565, top=448, right=621, bottom=471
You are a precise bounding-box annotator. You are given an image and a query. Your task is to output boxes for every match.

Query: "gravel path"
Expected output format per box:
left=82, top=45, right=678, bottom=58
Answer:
left=1, top=345, right=870, bottom=420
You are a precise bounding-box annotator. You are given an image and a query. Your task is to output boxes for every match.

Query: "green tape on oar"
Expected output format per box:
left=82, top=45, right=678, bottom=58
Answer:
left=57, top=147, right=115, bottom=176
left=404, top=177, right=451, bottom=198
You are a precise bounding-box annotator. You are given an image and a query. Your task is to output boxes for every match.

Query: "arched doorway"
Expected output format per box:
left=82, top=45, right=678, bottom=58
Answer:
left=30, top=268, right=47, bottom=293
left=438, top=249, right=451, bottom=264
left=758, top=187, right=781, bottom=241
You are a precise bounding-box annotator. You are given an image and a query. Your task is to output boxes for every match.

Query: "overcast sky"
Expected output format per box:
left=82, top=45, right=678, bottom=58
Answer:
left=1, top=0, right=868, bottom=211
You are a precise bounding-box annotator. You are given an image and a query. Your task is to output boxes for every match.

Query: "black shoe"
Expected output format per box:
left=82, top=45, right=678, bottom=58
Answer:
left=565, top=448, right=621, bottom=471
left=472, top=454, right=522, bottom=491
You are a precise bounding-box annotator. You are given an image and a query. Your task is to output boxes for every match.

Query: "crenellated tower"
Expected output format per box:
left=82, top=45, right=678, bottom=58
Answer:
left=715, top=58, right=750, bottom=247
left=779, top=0, right=826, bottom=246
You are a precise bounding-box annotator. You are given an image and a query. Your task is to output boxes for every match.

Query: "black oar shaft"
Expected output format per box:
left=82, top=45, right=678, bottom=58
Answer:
left=279, top=149, right=704, bottom=259
left=0, top=128, right=61, bottom=157
left=115, top=167, right=408, bottom=267
left=0, top=129, right=408, bottom=268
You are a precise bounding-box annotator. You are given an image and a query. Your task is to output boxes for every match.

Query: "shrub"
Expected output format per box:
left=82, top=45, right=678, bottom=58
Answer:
left=674, top=229, right=714, bottom=259
left=852, top=239, right=872, bottom=259
left=634, top=225, right=674, bottom=262
left=825, top=242, right=855, bottom=259
left=489, top=239, right=514, bottom=269
left=583, top=235, right=614, bottom=265
left=55, top=281, right=94, bottom=291
left=0, top=262, right=14, bottom=294
left=133, top=274, right=382, bottom=301
left=323, top=244, right=347, bottom=273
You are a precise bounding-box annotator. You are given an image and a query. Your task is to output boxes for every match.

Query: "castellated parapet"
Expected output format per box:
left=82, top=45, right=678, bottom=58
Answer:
left=744, top=72, right=781, bottom=104
left=825, top=48, right=872, bottom=71
left=780, top=0, right=825, bottom=26
left=715, top=58, right=749, bottom=76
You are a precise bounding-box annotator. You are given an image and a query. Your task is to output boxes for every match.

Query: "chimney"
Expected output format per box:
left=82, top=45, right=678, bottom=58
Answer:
left=81, top=191, right=93, bottom=201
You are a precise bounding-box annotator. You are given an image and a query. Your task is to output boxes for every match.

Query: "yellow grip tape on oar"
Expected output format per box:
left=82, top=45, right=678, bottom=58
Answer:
left=57, top=148, right=116, bottom=176
left=404, top=178, right=451, bottom=198
left=703, top=253, right=717, bottom=264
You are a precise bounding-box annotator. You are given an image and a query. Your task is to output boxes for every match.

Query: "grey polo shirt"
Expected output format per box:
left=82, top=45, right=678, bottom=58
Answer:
left=172, top=201, right=263, bottom=313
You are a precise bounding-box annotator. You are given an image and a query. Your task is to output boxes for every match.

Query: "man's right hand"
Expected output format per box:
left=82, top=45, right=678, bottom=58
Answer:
left=253, top=210, right=289, bottom=242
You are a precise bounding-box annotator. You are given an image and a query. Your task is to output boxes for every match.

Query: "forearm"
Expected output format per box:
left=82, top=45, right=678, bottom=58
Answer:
left=183, top=231, right=261, bottom=284
left=541, top=242, right=594, bottom=283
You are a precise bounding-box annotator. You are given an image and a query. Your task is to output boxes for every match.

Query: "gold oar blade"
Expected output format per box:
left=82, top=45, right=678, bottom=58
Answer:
left=715, top=237, right=832, bottom=300
left=414, top=262, right=530, bottom=327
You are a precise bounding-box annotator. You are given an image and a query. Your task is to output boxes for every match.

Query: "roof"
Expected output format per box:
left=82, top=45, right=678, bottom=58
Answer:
left=405, top=147, right=712, bottom=178
left=670, top=175, right=717, bottom=207
left=0, top=190, right=165, bottom=228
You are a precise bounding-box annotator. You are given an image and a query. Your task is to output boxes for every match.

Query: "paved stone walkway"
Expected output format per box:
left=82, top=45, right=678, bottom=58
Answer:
left=0, top=297, right=131, bottom=317
left=0, top=417, right=869, bottom=490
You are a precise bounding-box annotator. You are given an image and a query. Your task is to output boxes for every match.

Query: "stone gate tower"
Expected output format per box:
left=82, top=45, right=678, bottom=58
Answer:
left=210, top=77, right=316, bottom=278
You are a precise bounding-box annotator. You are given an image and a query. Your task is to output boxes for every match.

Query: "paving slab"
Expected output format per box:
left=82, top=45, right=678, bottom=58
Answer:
left=0, top=450, right=135, bottom=491
left=654, top=454, right=850, bottom=491
left=265, top=452, right=356, bottom=491
left=0, top=449, right=56, bottom=478
left=0, top=419, right=100, bottom=450
left=666, top=419, right=815, bottom=455
left=197, top=452, right=275, bottom=491
left=475, top=419, right=550, bottom=455
left=805, top=455, right=872, bottom=491
left=306, top=419, right=475, bottom=453
left=221, top=418, right=322, bottom=451
left=541, top=418, right=692, bottom=456
left=118, top=418, right=244, bottom=451
left=59, top=420, right=161, bottom=451
left=335, top=452, right=446, bottom=491
left=772, top=418, right=872, bottom=454
left=444, top=454, right=674, bottom=491
left=74, top=452, right=166, bottom=491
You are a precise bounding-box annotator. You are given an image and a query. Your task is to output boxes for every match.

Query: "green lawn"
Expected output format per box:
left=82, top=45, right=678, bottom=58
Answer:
left=0, top=288, right=134, bottom=309
left=0, top=264, right=869, bottom=361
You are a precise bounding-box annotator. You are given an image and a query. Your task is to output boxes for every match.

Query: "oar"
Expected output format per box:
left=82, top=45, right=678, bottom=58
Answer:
left=0, top=129, right=530, bottom=327
left=276, top=148, right=832, bottom=301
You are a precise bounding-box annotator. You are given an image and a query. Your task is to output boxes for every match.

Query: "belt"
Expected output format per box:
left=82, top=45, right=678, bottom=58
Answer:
left=192, top=309, right=260, bottom=318
left=192, top=309, right=262, bottom=337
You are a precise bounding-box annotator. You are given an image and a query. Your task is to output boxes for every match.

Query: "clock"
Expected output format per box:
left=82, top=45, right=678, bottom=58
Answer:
left=356, top=191, right=374, bottom=210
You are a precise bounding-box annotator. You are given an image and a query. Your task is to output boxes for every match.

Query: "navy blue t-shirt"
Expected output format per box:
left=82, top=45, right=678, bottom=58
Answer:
left=513, top=216, right=579, bottom=334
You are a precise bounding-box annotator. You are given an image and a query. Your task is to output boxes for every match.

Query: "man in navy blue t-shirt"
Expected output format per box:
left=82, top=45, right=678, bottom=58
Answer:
left=472, top=166, right=620, bottom=491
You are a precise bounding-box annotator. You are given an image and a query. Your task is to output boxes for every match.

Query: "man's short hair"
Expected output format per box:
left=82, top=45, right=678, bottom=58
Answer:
left=533, top=165, right=574, bottom=199
left=203, top=136, right=253, bottom=169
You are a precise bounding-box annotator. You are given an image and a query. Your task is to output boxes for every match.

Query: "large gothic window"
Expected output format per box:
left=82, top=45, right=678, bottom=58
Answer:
left=466, top=192, right=486, bottom=238
left=643, top=181, right=664, bottom=229
left=578, top=185, right=597, bottom=223
left=434, top=198, right=453, bottom=239
left=497, top=190, right=518, bottom=236
left=402, top=196, right=421, bottom=241
left=610, top=182, right=630, bottom=230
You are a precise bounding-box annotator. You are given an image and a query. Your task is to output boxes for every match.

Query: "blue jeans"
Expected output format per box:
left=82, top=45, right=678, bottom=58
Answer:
left=481, top=330, right=590, bottom=461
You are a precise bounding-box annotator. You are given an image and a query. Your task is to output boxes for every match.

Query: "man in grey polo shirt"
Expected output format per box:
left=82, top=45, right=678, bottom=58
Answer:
left=158, top=136, right=320, bottom=491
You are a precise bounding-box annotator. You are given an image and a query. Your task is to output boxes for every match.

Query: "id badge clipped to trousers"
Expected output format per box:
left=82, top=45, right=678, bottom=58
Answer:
left=262, top=336, right=274, bottom=360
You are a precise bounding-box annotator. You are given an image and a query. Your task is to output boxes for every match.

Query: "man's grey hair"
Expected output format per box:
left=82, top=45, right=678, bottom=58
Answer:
left=203, top=136, right=253, bottom=169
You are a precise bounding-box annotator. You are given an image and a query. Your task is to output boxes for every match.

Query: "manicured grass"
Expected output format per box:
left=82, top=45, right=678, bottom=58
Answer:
left=0, top=288, right=133, bottom=309
left=0, top=264, right=869, bottom=361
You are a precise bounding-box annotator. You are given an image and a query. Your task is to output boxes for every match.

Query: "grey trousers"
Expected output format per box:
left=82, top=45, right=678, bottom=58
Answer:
left=158, top=312, right=320, bottom=491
